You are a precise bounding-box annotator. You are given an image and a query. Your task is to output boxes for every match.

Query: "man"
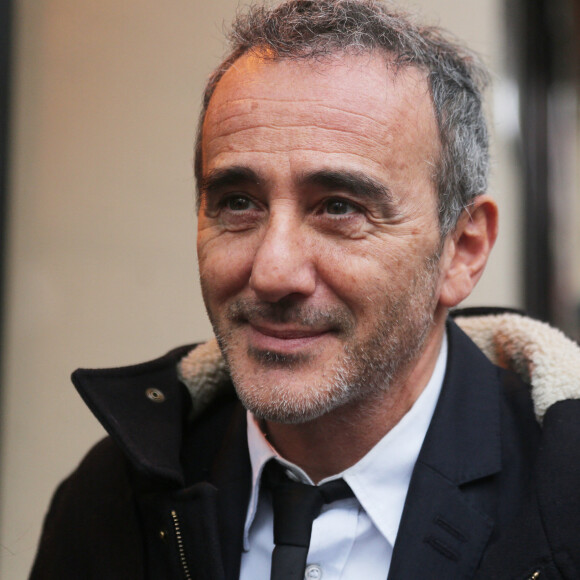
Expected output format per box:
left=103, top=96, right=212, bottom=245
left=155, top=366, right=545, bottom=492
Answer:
left=32, top=1, right=580, bottom=579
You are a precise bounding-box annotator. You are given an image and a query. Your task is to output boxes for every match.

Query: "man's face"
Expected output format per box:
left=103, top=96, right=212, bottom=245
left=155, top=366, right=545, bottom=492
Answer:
left=197, top=53, right=448, bottom=424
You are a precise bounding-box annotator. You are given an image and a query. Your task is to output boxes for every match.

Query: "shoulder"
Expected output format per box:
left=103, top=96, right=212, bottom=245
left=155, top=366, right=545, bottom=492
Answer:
left=451, top=307, right=580, bottom=421
left=450, top=309, right=580, bottom=577
left=30, top=437, right=145, bottom=579
left=475, top=401, right=580, bottom=578
left=56, top=436, right=134, bottom=505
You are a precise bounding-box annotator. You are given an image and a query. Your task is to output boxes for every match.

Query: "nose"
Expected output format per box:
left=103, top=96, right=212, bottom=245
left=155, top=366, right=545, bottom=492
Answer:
left=249, top=215, right=316, bottom=303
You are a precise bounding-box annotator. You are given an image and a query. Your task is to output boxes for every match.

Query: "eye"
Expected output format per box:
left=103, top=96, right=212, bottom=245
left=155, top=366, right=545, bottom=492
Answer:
left=322, top=198, right=361, bottom=216
left=222, top=195, right=256, bottom=212
left=211, top=193, right=263, bottom=231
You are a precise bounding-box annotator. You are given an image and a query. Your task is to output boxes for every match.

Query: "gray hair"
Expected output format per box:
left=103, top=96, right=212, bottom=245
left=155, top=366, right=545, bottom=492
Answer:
left=194, top=0, right=490, bottom=236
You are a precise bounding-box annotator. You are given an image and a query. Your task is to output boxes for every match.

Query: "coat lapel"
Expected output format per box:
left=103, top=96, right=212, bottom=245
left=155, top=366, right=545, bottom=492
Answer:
left=72, top=344, right=197, bottom=486
left=389, top=321, right=502, bottom=579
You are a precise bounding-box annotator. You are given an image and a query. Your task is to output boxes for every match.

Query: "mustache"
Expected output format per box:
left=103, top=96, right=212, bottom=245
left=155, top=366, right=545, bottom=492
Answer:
left=226, top=298, right=355, bottom=333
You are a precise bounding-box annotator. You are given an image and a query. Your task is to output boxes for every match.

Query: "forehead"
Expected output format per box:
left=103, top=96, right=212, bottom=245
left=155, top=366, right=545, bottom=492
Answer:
left=201, top=52, right=440, bottom=196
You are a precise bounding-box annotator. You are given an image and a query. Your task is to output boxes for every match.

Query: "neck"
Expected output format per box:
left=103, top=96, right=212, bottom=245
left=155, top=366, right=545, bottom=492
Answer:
left=263, top=321, right=446, bottom=483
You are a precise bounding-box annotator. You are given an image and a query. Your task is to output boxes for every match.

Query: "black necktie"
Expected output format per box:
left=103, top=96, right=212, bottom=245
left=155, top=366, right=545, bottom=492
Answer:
left=262, top=459, right=354, bottom=580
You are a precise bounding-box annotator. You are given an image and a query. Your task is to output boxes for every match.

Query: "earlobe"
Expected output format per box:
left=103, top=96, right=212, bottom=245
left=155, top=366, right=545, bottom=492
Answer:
left=438, top=195, right=498, bottom=308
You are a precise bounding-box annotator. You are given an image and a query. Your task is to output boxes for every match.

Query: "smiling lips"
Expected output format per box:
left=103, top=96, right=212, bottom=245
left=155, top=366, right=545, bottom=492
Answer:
left=247, top=322, right=333, bottom=352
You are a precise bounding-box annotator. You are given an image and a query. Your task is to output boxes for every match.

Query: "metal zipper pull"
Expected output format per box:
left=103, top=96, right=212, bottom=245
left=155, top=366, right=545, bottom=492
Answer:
left=171, top=509, right=193, bottom=580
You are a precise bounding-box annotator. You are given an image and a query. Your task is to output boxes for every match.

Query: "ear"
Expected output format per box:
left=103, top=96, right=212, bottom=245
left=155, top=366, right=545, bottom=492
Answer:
left=438, top=195, right=498, bottom=308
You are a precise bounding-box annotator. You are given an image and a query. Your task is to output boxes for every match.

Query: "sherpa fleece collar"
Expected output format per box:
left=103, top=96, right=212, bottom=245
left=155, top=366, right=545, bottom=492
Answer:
left=178, top=312, right=580, bottom=423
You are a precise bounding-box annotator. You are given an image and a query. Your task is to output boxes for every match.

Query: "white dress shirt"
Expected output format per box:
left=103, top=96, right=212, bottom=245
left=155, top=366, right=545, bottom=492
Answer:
left=239, top=333, right=448, bottom=580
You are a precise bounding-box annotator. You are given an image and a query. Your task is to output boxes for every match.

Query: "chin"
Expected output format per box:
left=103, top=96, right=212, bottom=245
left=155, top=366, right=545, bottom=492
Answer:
left=228, top=359, right=361, bottom=425
left=236, top=387, right=343, bottom=424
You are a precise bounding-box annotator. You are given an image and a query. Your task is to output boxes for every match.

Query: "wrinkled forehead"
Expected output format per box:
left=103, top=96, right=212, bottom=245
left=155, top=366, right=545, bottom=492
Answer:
left=205, top=50, right=436, bottom=124
left=200, top=53, right=440, bottom=182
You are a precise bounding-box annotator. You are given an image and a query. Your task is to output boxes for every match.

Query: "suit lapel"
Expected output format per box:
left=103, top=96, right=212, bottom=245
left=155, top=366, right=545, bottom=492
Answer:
left=388, top=465, right=494, bottom=578
left=389, top=321, right=502, bottom=579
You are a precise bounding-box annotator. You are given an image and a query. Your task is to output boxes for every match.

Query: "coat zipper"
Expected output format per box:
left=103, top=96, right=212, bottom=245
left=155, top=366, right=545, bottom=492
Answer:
left=171, top=509, right=192, bottom=580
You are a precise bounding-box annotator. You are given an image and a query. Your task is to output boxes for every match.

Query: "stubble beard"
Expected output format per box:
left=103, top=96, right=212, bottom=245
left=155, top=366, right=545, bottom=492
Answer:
left=203, top=253, right=442, bottom=425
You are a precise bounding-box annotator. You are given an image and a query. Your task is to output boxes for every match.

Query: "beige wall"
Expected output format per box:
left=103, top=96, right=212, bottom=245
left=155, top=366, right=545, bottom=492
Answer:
left=0, top=0, right=519, bottom=577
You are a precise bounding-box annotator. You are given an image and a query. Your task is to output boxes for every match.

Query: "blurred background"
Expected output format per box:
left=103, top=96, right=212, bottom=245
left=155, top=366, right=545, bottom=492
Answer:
left=0, top=0, right=578, bottom=577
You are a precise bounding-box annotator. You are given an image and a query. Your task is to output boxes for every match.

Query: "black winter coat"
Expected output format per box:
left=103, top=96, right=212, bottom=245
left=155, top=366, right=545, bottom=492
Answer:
left=30, top=313, right=580, bottom=579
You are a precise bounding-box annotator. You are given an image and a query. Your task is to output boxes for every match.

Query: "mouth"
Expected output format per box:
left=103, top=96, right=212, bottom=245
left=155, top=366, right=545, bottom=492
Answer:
left=224, top=298, right=353, bottom=356
left=247, top=322, right=333, bottom=353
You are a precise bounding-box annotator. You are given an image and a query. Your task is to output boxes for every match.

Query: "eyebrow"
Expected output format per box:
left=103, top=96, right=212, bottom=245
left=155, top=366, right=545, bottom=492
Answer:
left=297, top=169, right=395, bottom=205
left=200, top=166, right=261, bottom=195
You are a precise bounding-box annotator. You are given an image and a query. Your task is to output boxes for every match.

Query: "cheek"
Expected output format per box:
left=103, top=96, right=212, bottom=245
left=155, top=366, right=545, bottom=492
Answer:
left=197, top=233, right=256, bottom=301
left=315, top=247, right=389, bottom=304
left=316, top=241, right=425, bottom=309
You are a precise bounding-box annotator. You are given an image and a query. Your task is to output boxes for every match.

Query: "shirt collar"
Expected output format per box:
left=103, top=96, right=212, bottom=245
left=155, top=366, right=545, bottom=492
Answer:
left=243, top=332, right=448, bottom=550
